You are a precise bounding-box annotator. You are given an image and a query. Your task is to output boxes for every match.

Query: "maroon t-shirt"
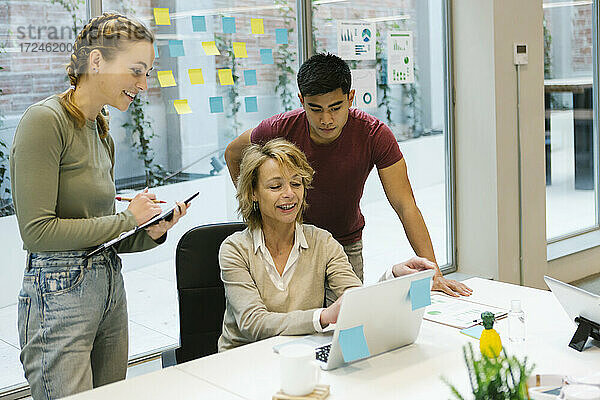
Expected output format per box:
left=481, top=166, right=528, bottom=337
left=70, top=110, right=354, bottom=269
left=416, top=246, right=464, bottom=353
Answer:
left=251, top=108, right=403, bottom=245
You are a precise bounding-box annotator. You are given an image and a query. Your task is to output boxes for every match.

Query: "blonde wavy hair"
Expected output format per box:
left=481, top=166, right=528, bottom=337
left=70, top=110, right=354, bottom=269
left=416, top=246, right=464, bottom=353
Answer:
left=59, top=13, right=154, bottom=139
left=237, top=138, right=314, bottom=230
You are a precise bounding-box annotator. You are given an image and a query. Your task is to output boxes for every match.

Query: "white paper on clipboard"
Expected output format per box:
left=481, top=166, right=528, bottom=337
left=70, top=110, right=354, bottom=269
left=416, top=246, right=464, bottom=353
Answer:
left=423, top=293, right=508, bottom=329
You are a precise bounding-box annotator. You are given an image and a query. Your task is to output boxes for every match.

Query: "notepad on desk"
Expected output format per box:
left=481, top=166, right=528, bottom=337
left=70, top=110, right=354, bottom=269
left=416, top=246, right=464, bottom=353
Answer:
left=423, top=293, right=508, bottom=329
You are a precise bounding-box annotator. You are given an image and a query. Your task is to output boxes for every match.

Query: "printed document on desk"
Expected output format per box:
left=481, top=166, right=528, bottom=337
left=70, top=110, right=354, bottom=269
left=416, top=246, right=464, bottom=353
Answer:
left=424, top=293, right=508, bottom=329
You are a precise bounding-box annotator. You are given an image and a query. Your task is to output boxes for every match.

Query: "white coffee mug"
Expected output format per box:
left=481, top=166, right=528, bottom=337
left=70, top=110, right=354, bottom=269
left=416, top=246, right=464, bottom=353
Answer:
left=560, top=384, right=600, bottom=400
left=279, top=344, right=320, bottom=396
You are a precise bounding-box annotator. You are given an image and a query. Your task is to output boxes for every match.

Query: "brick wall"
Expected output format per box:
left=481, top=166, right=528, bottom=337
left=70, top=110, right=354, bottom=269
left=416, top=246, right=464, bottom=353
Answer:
left=571, top=4, right=592, bottom=73
left=0, top=1, right=86, bottom=117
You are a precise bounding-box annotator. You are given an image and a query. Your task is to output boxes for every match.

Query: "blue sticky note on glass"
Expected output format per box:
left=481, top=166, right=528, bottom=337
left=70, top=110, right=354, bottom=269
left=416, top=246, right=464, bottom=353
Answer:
left=168, top=40, right=185, bottom=57
left=338, top=325, right=370, bottom=363
left=460, top=325, right=484, bottom=340
left=209, top=97, right=224, bottom=113
left=409, top=277, right=431, bottom=311
left=192, top=16, right=206, bottom=32
left=260, top=48, right=274, bottom=64
left=153, top=43, right=159, bottom=58
left=222, top=17, right=236, bottom=33
left=275, top=28, right=288, bottom=44
left=244, top=70, right=257, bottom=86
left=245, top=96, right=258, bottom=113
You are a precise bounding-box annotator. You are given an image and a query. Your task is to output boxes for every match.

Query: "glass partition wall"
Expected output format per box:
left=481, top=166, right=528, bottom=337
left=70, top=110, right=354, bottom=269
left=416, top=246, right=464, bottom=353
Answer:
left=0, top=0, right=454, bottom=394
left=544, top=0, right=599, bottom=241
left=310, top=0, right=452, bottom=282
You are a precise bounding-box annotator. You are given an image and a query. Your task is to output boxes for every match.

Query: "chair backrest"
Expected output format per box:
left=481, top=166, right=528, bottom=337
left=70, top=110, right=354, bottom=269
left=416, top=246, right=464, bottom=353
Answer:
left=175, top=222, right=246, bottom=363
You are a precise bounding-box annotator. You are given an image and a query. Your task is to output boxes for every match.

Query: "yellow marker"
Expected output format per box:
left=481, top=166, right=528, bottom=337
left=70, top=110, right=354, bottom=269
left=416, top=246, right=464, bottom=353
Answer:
left=153, top=8, right=171, bottom=25
left=157, top=70, right=176, bottom=87
left=251, top=18, right=265, bottom=34
left=232, top=42, right=248, bottom=58
left=173, top=99, right=192, bottom=114
left=218, top=69, right=234, bottom=85
left=201, top=41, right=221, bottom=56
left=188, top=69, right=204, bottom=85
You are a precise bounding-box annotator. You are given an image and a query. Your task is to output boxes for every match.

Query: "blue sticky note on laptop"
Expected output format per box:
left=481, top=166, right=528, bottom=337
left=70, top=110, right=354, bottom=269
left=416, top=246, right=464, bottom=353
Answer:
left=275, top=28, right=288, bottom=44
left=209, top=97, right=224, bottom=113
left=245, top=96, right=258, bottom=113
left=338, top=325, right=370, bottom=363
left=409, top=277, right=431, bottom=311
left=192, top=16, right=206, bottom=32
left=168, top=40, right=185, bottom=57
left=260, top=48, right=274, bottom=64
left=222, top=17, right=236, bottom=33
left=244, top=70, right=257, bottom=86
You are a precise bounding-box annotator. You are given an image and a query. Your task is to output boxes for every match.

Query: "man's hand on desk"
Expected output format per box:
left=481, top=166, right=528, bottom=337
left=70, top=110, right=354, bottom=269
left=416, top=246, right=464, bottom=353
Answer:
left=432, top=275, right=473, bottom=297
left=391, top=257, right=473, bottom=297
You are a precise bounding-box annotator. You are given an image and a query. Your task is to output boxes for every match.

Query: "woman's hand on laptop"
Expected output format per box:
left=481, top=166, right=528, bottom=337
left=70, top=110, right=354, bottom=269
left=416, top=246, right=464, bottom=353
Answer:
left=391, top=256, right=437, bottom=277
left=320, top=296, right=343, bottom=328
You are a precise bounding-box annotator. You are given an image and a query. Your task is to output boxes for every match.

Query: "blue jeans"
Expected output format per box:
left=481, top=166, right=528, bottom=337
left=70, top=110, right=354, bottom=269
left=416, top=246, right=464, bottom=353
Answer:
left=18, top=249, right=128, bottom=400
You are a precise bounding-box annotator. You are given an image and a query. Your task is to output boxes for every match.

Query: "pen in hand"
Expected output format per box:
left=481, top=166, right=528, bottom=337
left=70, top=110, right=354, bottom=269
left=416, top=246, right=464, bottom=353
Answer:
left=115, top=196, right=167, bottom=204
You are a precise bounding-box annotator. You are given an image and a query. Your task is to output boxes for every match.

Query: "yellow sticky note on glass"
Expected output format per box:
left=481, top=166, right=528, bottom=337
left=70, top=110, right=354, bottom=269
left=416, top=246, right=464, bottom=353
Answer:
left=173, top=99, right=192, bottom=114
left=188, top=69, right=204, bottom=85
left=218, top=69, right=234, bottom=85
left=251, top=18, right=265, bottom=34
left=157, top=70, right=176, bottom=87
left=232, top=42, right=248, bottom=58
left=154, top=8, right=171, bottom=25
left=202, top=41, right=221, bottom=56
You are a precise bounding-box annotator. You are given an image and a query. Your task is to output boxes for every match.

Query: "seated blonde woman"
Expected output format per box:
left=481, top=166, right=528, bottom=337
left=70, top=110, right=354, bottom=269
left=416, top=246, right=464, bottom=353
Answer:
left=218, top=138, right=435, bottom=351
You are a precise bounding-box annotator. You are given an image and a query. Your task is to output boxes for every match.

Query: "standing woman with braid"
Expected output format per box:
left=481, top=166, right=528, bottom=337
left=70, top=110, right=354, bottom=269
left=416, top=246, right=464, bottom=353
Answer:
left=10, top=13, right=188, bottom=399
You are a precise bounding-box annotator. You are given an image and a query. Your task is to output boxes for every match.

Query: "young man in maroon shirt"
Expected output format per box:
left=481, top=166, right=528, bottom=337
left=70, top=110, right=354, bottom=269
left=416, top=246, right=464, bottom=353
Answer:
left=225, top=53, right=471, bottom=297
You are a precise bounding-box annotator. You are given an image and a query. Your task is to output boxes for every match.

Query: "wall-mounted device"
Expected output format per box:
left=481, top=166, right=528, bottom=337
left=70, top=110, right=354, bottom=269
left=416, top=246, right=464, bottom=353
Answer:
left=513, top=43, right=528, bottom=65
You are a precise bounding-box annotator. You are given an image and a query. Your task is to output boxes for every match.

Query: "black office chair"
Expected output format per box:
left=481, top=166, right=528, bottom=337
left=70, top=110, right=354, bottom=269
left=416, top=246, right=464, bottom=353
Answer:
left=161, top=222, right=246, bottom=367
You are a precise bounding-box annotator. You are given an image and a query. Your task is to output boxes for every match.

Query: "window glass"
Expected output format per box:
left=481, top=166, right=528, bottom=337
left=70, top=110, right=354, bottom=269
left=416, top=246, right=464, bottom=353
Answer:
left=311, top=0, right=451, bottom=282
left=101, top=0, right=299, bottom=359
left=0, top=1, right=88, bottom=391
left=544, top=0, right=597, bottom=240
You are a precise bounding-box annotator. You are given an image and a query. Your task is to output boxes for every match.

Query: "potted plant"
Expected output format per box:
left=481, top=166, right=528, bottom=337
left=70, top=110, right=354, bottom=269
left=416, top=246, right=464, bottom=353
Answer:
left=122, top=96, right=167, bottom=188
left=0, top=40, right=14, bottom=216
left=275, top=0, right=297, bottom=112
left=444, top=343, right=535, bottom=400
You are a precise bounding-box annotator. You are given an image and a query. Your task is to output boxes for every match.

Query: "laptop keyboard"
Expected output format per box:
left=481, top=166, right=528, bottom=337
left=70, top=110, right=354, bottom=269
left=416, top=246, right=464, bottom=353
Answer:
left=315, top=344, right=331, bottom=363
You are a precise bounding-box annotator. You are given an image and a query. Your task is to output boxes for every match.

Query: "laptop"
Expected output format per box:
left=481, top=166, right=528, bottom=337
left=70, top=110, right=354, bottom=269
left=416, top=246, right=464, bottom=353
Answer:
left=274, top=269, right=435, bottom=370
left=544, top=275, right=600, bottom=324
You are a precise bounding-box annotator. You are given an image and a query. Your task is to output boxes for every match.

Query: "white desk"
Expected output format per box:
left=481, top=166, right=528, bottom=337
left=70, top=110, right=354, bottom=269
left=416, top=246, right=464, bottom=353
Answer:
left=69, top=278, right=600, bottom=399
left=63, top=366, right=245, bottom=399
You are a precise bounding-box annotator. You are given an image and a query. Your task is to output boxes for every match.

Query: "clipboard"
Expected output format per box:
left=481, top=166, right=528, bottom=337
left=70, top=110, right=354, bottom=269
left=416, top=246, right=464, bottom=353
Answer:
left=85, top=192, right=199, bottom=258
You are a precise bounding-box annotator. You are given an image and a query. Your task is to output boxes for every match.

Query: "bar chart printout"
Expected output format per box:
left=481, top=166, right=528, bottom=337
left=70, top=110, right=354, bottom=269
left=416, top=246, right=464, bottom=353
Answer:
left=388, top=31, right=414, bottom=84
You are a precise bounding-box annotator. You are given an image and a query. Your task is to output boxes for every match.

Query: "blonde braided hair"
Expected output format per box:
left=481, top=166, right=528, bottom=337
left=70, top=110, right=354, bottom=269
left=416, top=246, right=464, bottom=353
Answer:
left=59, top=13, right=154, bottom=139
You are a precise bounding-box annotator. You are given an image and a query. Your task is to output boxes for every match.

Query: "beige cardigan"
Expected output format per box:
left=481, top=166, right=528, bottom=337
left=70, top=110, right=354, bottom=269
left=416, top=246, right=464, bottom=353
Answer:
left=218, top=224, right=362, bottom=351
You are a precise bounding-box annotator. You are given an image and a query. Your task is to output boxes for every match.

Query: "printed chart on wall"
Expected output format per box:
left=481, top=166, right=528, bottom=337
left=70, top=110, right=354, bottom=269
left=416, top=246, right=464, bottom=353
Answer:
left=388, top=31, right=414, bottom=84
left=424, top=293, right=508, bottom=329
left=351, top=69, right=377, bottom=109
left=337, top=21, right=376, bottom=60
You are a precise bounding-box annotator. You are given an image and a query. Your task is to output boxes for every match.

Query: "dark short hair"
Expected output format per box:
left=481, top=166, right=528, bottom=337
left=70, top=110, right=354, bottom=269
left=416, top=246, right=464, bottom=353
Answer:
left=297, top=53, right=351, bottom=97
